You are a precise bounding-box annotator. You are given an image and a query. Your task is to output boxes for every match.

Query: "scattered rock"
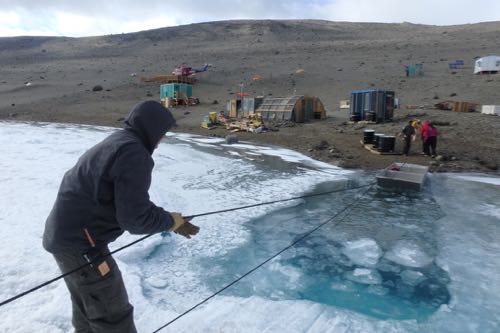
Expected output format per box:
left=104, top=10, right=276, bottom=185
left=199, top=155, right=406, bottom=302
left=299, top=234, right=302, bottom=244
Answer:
left=116, top=117, right=125, bottom=122
left=9, top=113, right=18, bottom=117
left=146, top=91, right=153, bottom=97
left=433, top=94, right=439, bottom=100
left=486, top=163, right=498, bottom=171
left=312, top=140, right=329, bottom=150
left=92, top=85, right=103, bottom=92
left=337, top=68, right=343, bottom=71
left=184, top=111, right=190, bottom=115
left=449, top=93, right=457, bottom=97
left=105, top=89, right=112, bottom=92
left=212, top=100, right=218, bottom=105
left=432, top=121, right=450, bottom=126
left=11, top=103, right=15, bottom=107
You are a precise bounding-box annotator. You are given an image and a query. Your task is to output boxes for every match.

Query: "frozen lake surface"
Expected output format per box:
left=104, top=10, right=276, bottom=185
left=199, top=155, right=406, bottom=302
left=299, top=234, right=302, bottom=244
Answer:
left=0, top=122, right=499, bottom=332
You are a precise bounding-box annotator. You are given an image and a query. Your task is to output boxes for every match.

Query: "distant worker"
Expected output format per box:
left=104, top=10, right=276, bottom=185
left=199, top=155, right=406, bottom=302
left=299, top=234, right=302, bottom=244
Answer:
left=401, top=120, right=416, bottom=156
left=43, top=101, right=200, bottom=332
left=420, top=120, right=430, bottom=154
left=424, top=122, right=439, bottom=157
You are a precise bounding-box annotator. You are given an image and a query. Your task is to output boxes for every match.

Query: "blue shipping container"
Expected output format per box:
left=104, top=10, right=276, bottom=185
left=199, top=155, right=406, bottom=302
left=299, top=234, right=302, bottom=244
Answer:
left=350, top=89, right=395, bottom=123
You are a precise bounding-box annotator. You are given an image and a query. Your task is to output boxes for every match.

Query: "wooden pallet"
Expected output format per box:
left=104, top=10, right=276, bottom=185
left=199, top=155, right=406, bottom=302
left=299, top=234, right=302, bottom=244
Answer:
left=360, top=140, right=401, bottom=155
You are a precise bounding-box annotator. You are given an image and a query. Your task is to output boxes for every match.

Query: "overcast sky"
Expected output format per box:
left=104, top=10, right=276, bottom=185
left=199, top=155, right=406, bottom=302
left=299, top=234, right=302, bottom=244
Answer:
left=1, top=0, right=500, bottom=37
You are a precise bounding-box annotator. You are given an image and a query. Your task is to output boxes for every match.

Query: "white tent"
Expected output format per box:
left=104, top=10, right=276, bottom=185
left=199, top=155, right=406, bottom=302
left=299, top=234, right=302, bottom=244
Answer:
left=481, top=105, right=500, bottom=116
left=474, top=55, right=500, bottom=74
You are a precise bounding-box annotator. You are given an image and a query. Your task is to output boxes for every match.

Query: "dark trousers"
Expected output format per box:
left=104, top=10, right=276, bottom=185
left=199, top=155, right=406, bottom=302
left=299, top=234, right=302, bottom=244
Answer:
left=53, top=249, right=137, bottom=333
left=424, top=137, right=437, bottom=156
left=403, top=136, right=412, bottom=155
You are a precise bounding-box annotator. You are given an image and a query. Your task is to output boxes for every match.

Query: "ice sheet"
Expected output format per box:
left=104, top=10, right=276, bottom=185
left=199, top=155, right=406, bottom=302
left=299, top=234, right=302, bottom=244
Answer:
left=1, top=122, right=499, bottom=333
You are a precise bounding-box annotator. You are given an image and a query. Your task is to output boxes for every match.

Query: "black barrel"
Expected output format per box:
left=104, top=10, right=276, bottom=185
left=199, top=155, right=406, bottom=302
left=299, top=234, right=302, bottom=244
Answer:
left=378, top=136, right=396, bottom=152
left=363, top=129, right=375, bottom=144
left=373, top=133, right=384, bottom=149
left=350, top=114, right=361, bottom=122
left=364, top=112, right=376, bottom=122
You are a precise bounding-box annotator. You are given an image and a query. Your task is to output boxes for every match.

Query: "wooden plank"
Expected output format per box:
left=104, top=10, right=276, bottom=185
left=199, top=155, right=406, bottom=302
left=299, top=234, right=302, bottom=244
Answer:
left=360, top=140, right=401, bottom=155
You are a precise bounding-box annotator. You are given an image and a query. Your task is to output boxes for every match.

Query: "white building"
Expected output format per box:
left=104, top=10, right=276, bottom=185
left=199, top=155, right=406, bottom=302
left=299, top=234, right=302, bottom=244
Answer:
left=474, top=55, right=500, bottom=74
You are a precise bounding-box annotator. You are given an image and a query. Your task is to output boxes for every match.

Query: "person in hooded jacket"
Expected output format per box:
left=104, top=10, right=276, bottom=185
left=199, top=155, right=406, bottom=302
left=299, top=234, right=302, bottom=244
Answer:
left=43, top=101, right=199, bottom=333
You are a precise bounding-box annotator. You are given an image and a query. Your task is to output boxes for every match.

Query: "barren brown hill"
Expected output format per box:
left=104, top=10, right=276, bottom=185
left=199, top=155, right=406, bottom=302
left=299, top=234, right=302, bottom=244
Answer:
left=1, top=20, right=499, bottom=172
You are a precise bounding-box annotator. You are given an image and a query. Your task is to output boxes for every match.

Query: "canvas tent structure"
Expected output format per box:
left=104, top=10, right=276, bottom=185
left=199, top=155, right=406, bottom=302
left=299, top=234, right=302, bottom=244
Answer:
left=255, top=95, right=326, bottom=122
left=481, top=105, right=500, bottom=116
left=474, top=56, right=500, bottom=74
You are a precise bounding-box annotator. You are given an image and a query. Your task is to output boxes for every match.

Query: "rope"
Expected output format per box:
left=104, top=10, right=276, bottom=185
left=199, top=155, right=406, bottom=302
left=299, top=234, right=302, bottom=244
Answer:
left=152, top=184, right=375, bottom=332
left=0, top=182, right=374, bottom=308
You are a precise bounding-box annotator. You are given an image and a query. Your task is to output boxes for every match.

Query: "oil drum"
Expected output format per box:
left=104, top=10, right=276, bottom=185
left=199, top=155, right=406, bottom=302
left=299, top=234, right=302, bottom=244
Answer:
left=373, top=133, right=384, bottom=149
left=363, top=129, right=375, bottom=144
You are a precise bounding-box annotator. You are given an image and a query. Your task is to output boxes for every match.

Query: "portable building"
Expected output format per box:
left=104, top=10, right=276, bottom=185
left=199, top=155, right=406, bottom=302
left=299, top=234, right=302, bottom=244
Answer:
left=350, top=89, right=395, bottom=123
left=160, top=83, right=193, bottom=99
left=226, top=97, right=264, bottom=118
left=406, top=64, right=424, bottom=77
left=255, top=95, right=326, bottom=122
left=474, top=56, right=500, bottom=74
left=481, top=105, right=500, bottom=116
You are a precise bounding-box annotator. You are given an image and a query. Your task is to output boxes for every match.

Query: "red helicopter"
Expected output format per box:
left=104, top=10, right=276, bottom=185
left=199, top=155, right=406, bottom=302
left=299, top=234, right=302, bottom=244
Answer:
left=172, top=63, right=211, bottom=76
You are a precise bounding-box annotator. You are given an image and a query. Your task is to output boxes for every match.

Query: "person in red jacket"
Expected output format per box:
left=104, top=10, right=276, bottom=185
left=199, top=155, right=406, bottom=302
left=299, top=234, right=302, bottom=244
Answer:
left=420, top=120, right=430, bottom=155
left=424, top=122, right=439, bottom=157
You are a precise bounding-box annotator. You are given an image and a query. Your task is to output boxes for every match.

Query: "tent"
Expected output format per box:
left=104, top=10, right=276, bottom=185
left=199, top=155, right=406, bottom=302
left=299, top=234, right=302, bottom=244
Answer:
left=481, top=105, right=500, bottom=116
left=474, top=56, right=500, bottom=74
left=256, top=95, right=326, bottom=122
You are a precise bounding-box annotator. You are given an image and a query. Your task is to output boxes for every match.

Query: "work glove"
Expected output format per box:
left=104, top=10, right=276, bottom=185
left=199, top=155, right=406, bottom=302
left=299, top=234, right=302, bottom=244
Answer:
left=169, top=212, right=200, bottom=239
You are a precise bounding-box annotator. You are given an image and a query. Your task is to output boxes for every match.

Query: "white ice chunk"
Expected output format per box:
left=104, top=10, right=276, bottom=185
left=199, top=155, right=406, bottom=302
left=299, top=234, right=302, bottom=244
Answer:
left=400, top=270, right=426, bottom=286
left=385, top=241, right=432, bottom=268
left=342, top=238, right=382, bottom=267
left=344, top=268, right=382, bottom=285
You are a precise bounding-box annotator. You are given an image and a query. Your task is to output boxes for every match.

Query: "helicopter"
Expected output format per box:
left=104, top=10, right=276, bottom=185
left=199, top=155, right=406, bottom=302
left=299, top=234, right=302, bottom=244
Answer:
left=172, top=63, right=211, bottom=76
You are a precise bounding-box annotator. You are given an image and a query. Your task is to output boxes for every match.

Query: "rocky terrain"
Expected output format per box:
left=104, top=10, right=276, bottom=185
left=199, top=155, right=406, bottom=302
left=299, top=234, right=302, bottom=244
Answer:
left=1, top=20, right=499, bottom=172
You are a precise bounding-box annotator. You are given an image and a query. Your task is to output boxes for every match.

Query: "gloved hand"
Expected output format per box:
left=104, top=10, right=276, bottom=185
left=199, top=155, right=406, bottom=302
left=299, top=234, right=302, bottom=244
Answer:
left=169, top=213, right=200, bottom=239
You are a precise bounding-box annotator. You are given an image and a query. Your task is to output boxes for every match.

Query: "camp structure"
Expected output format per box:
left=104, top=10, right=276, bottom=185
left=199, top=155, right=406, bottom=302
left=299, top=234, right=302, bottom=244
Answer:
left=350, top=89, right=395, bottom=123
left=255, top=95, right=326, bottom=122
left=481, top=105, right=500, bottom=116
left=405, top=64, right=424, bottom=77
left=226, top=96, right=264, bottom=118
left=434, top=100, right=478, bottom=112
left=474, top=55, right=500, bottom=74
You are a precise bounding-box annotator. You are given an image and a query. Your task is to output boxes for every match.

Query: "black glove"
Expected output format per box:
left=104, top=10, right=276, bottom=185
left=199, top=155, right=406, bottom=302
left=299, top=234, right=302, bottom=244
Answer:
left=170, top=213, right=200, bottom=239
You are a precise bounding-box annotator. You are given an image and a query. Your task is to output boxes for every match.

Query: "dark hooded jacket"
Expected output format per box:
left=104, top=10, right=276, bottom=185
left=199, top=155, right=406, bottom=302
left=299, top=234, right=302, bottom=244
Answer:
left=43, top=101, right=177, bottom=253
